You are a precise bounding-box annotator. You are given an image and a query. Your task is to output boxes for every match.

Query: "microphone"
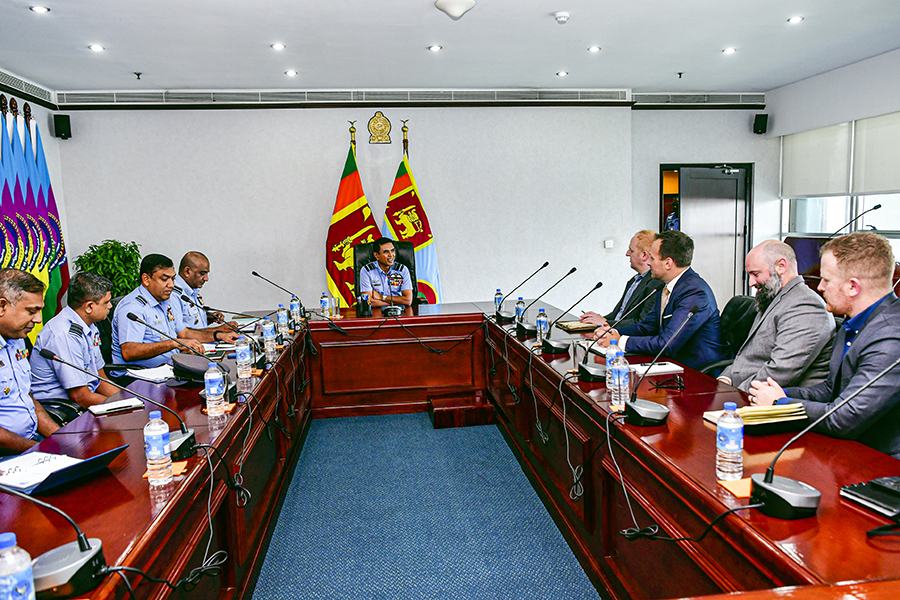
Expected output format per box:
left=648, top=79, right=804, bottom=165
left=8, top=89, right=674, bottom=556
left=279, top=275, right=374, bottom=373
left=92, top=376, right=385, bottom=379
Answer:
left=494, top=261, right=549, bottom=323
left=382, top=275, right=403, bottom=318
left=0, top=484, right=107, bottom=598
left=516, top=267, right=577, bottom=337
left=828, top=203, right=881, bottom=238
left=750, top=353, right=900, bottom=520
left=622, top=305, right=699, bottom=426
left=180, top=294, right=247, bottom=340
left=578, top=288, right=658, bottom=382
left=542, top=281, right=603, bottom=354
left=126, top=312, right=204, bottom=357
left=39, top=349, right=198, bottom=461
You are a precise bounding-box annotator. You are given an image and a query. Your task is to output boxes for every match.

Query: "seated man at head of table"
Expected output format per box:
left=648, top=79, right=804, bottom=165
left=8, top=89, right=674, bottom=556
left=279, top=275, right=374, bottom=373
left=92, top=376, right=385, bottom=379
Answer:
left=750, top=232, right=900, bottom=459
left=30, top=272, right=120, bottom=419
left=594, top=230, right=728, bottom=370
left=112, top=253, right=217, bottom=368
left=359, top=237, right=413, bottom=308
left=580, top=230, right=664, bottom=329
left=170, top=251, right=238, bottom=342
left=0, top=269, right=59, bottom=454
left=718, top=240, right=835, bottom=392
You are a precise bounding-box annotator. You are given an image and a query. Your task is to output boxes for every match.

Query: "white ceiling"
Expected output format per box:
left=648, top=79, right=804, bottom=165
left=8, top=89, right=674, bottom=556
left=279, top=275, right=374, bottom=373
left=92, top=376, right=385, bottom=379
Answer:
left=3, top=0, right=900, bottom=94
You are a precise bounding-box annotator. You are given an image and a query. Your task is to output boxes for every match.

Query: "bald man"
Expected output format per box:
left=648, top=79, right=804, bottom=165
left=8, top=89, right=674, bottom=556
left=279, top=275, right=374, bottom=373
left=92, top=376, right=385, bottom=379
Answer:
left=170, top=252, right=237, bottom=343
left=718, top=240, right=834, bottom=391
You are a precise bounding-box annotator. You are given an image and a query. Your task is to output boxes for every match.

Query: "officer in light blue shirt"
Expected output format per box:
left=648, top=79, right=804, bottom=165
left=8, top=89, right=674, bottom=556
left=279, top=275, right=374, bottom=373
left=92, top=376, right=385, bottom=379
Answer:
left=0, top=269, right=59, bottom=453
left=359, top=237, right=413, bottom=308
left=111, top=254, right=214, bottom=369
left=31, top=272, right=120, bottom=418
left=170, top=251, right=236, bottom=341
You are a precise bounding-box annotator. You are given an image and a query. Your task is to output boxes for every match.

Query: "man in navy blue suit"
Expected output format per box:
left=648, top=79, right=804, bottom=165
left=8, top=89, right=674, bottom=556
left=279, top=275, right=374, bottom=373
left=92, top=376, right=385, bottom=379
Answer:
left=594, top=230, right=728, bottom=369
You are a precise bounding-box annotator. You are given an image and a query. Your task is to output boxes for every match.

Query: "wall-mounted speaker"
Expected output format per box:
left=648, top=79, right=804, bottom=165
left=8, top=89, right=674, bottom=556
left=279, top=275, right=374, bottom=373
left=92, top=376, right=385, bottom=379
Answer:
left=53, top=114, right=71, bottom=139
left=753, top=113, right=768, bottom=135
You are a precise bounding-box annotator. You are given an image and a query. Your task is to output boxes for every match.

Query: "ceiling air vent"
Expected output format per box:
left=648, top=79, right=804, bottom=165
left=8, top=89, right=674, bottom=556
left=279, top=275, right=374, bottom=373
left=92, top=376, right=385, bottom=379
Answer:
left=212, top=92, right=261, bottom=103
left=115, top=92, right=166, bottom=103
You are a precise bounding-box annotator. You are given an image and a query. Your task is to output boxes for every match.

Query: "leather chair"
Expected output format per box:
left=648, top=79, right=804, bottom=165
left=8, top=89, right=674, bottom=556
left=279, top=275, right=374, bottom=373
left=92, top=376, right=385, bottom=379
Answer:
left=352, top=241, right=423, bottom=305
left=699, top=295, right=758, bottom=377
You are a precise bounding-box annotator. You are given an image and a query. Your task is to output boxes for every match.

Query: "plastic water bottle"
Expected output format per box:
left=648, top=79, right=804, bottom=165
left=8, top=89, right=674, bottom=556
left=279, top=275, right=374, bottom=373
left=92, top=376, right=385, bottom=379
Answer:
left=605, top=339, right=619, bottom=387
left=320, top=292, right=329, bottom=317
left=716, top=401, right=744, bottom=481
left=235, top=335, right=252, bottom=379
left=290, top=296, right=302, bottom=326
left=494, top=289, right=503, bottom=312
left=276, top=304, right=289, bottom=335
left=204, top=362, right=226, bottom=417
left=611, top=351, right=630, bottom=405
left=535, top=309, right=549, bottom=343
left=515, top=297, right=526, bottom=320
left=0, top=533, right=35, bottom=600
left=144, top=411, right=173, bottom=486
left=262, top=317, right=277, bottom=362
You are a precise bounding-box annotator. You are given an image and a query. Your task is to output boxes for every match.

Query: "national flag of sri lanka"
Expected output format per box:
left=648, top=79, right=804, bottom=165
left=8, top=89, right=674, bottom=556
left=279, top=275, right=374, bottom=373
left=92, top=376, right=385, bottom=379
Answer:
left=325, top=145, right=380, bottom=308
left=382, top=155, right=442, bottom=304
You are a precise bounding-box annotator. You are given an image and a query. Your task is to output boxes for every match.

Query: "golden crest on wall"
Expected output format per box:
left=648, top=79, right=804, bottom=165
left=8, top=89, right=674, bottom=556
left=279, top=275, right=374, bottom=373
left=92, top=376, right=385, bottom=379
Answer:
left=368, top=111, right=391, bottom=144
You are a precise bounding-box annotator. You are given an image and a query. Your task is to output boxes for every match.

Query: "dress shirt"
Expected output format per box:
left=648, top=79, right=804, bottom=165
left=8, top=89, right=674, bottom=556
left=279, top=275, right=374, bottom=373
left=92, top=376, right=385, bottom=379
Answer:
left=112, top=285, right=184, bottom=368
left=171, top=274, right=208, bottom=329
left=31, top=306, right=104, bottom=400
left=0, top=335, right=37, bottom=439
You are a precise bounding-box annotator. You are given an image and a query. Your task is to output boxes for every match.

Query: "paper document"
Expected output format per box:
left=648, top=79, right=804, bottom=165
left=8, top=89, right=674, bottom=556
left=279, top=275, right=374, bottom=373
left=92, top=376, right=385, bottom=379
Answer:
left=0, top=452, right=82, bottom=491
left=703, top=403, right=807, bottom=425
left=630, top=362, right=684, bottom=377
left=128, top=364, right=175, bottom=382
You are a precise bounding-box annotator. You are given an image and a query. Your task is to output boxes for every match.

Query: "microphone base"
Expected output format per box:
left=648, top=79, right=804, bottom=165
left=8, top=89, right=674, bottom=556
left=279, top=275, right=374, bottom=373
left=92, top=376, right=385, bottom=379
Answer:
left=749, top=473, right=821, bottom=520
left=382, top=305, right=403, bottom=318
left=495, top=310, right=515, bottom=324
left=34, top=539, right=106, bottom=599
left=624, top=398, right=670, bottom=426
left=578, top=362, right=606, bottom=382
left=541, top=338, right=570, bottom=354
left=170, top=428, right=197, bottom=461
left=516, top=321, right=537, bottom=337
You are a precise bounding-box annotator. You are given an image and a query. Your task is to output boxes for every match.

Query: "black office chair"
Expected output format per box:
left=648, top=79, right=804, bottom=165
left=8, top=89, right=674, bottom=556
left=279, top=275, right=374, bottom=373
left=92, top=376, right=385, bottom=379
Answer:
left=699, top=295, right=757, bottom=377
left=352, top=240, right=425, bottom=305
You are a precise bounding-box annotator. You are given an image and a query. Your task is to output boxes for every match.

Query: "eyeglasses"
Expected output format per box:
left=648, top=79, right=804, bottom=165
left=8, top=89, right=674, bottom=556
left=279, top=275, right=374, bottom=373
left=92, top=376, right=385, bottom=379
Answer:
left=650, top=375, right=684, bottom=390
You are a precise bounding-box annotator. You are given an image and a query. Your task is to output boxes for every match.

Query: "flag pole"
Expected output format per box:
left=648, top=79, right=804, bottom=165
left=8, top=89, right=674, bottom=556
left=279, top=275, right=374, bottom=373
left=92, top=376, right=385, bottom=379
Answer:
left=401, top=120, right=409, bottom=157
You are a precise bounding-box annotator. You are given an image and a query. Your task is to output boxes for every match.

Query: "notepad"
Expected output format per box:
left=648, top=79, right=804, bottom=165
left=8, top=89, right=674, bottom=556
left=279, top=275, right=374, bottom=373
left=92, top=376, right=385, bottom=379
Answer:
left=556, top=320, right=597, bottom=333
left=703, top=403, right=807, bottom=425
left=128, top=364, right=175, bottom=382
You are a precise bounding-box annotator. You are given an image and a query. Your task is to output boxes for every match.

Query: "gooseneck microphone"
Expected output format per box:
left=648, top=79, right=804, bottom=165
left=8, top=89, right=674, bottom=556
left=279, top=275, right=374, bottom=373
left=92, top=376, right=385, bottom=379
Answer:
left=516, top=267, right=577, bottom=336
left=180, top=294, right=245, bottom=339
left=0, top=484, right=107, bottom=597
left=622, top=305, right=699, bottom=426
left=578, top=289, right=658, bottom=382
left=828, top=203, right=881, bottom=238
left=542, top=281, right=603, bottom=354
left=495, top=261, right=549, bottom=323
left=125, top=312, right=204, bottom=357
left=39, top=350, right=198, bottom=461
left=750, top=353, right=900, bottom=520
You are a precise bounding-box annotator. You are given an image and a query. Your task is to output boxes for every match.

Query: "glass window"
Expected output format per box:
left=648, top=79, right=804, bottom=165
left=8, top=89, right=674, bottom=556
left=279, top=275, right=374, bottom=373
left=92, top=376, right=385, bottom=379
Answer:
left=785, top=197, right=850, bottom=235
left=858, top=193, right=900, bottom=235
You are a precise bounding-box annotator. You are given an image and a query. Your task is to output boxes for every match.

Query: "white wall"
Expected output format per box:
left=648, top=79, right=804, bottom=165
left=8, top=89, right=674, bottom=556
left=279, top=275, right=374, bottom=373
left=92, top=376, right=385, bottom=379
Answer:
left=766, top=48, right=900, bottom=138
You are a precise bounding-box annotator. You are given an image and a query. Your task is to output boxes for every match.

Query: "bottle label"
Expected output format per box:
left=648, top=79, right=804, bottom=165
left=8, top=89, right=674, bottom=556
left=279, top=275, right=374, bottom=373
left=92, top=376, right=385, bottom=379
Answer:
left=277, top=311, right=288, bottom=325
left=320, top=297, right=328, bottom=311
left=262, top=322, right=275, bottom=338
left=717, top=424, right=744, bottom=452
left=616, top=366, right=629, bottom=388
left=0, top=564, right=35, bottom=600
left=515, top=306, right=524, bottom=318
left=236, top=346, right=252, bottom=363
left=494, top=295, right=503, bottom=310
left=290, top=301, right=301, bottom=313
left=205, top=373, right=224, bottom=397
left=606, top=352, right=616, bottom=371
left=144, top=430, right=171, bottom=458
left=537, top=318, right=548, bottom=332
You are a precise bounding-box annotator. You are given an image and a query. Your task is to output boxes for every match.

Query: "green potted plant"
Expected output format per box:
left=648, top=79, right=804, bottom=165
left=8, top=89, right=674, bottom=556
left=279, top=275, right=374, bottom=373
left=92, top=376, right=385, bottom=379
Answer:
left=73, top=239, right=142, bottom=298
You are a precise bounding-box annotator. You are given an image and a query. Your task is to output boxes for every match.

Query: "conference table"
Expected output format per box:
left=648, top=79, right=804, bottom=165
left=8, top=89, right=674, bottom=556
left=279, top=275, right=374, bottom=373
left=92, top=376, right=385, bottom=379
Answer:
left=2, top=302, right=900, bottom=600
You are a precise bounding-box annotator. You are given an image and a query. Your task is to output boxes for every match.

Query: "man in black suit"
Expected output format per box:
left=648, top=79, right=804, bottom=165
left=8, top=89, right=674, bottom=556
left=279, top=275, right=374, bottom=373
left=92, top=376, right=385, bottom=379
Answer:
left=750, top=232, right=900, bottom=460
left=580, top=230, right=663, bottom=329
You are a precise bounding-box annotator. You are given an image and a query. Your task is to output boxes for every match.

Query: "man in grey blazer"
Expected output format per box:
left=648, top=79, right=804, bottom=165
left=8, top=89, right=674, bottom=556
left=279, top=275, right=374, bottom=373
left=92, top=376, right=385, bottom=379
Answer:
left=719, top=240, right=834, bottom=392
left=750, top=233, right=900, bottom=459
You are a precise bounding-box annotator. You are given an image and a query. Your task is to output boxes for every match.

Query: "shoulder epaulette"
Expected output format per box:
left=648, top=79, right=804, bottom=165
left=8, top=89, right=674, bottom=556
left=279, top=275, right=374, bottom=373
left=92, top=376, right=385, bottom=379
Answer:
left=136, top=296, right=148, bottom=305
left=68, top=322, right=84, bottom=338
left=363, top=262, right=378, bottom=272
left=173, top=285, right=183, bottom=294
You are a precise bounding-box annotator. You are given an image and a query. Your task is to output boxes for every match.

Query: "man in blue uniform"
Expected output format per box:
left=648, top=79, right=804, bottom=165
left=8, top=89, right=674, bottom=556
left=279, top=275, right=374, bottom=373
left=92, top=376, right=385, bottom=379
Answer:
left=31, top=272, right=120, bottom=418
left=112, top=254, right=215, bottom=368
left=170, top=251, right=236, bottom=340
left=359, top=237, right=413, bottom=308
left=0, top=269, right=59, bottom=454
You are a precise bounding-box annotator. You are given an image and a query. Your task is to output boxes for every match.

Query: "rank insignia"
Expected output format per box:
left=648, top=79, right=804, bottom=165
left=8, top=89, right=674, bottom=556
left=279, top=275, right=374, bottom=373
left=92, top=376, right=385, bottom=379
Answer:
left=2, top=387, right=9, bottom=396
left=167, top=307, right=175, bottom=322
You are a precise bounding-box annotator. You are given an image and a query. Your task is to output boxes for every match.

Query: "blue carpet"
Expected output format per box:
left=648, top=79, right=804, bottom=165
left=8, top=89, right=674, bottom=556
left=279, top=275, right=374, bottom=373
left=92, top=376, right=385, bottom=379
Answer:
left=253, top=413, right=600, bottom=599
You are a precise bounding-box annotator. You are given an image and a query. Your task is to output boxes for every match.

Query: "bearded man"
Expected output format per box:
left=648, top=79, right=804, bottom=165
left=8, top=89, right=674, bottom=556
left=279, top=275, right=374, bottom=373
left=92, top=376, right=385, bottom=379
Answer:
left=718, top=240, right=835, bottom=392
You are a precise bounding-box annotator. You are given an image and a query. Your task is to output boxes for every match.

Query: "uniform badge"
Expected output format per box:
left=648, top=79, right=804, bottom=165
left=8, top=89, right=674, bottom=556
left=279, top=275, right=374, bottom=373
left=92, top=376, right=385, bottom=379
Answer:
left=0, top=360, right=5, bottom=367
left=388, top=273, right=403, bottom=287
left=15, top=348, right=28, bottom=360
left=93, top=332, right=101, bottom=346
left=167, top=306, right=175, bottom=322
left=2, top=387, right=9, bottom=396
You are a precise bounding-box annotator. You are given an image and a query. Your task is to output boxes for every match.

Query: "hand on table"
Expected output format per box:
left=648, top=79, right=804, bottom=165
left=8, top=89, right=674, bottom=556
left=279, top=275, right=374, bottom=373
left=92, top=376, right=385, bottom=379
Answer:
left=580, top=311, right=607, bottom=326
left=593, top=326, right=620, bottom=347
left=748, top=377, right=786, bottom=406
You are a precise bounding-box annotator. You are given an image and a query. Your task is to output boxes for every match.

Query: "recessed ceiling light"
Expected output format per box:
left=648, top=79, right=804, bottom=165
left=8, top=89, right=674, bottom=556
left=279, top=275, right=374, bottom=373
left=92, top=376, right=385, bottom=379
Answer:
left=88, top=44, right=105, bottom=52
left=556, top=71, right=569, bottom=77
left=787, top=16, right=804, bottom=24
left=428, top=45, right=443, bottom=52
left=271, top=43, right=286, bottom=50
left=285, top=70, right=298, bottom=77
left=587, top=46, right=601, bottom=53
left=722, top=47, right=737, bottom=54
left=29, top=6, right=50, bottom=13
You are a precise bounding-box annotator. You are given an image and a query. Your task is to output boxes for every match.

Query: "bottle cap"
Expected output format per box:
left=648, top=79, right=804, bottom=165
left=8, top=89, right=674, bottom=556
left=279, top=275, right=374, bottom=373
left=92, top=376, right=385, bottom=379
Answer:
left=518, top=297, right=523, bottom=300
left=265, top=316, right=271, bottom=320
left=610, top=339, right=617, bottom=345
left=539, top=308, right=545, bottom=312
left=496, top=289, right=501, bottom=292
left=0, top=532, right=16, bottom=549
left=208, top=362, right=216, bottom=369
left=238, top=335, right=245, bottom=340
left=724, top=402, right=737, bottom=411
left=149, top=410, right=161, bottom=419
left=616, top=351, right=625, bottom=357
left=279, top=304, right=284, bottom=307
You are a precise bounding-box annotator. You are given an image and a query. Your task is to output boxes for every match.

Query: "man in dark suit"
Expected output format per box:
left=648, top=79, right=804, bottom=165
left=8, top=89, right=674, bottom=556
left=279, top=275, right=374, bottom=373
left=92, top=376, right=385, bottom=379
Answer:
left=750, top=232, right=900, bottom=460
left=580, top=230, right=664, bottom=329
left=595, top=230, right=728, bottom=370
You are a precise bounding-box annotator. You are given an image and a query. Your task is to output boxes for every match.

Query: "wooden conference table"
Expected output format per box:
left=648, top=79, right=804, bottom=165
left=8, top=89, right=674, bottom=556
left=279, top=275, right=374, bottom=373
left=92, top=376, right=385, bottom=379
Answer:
left=2, top=301, right=900, bottom=600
